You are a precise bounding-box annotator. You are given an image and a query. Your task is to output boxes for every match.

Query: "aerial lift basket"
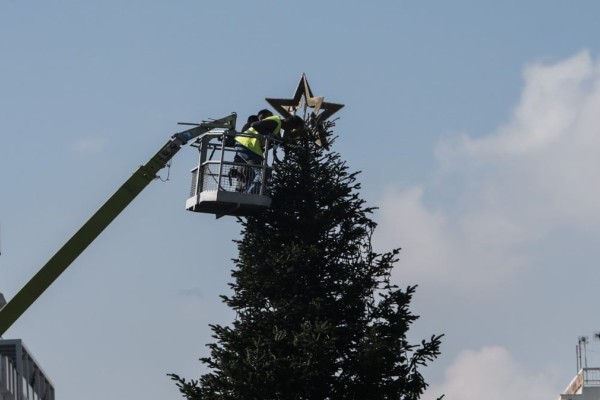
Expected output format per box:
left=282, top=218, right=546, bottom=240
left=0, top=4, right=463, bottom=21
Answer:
left=186, top=130, right=273, bottom=218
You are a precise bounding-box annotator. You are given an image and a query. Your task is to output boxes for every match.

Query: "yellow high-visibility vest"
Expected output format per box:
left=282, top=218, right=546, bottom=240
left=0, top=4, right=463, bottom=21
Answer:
left=235, top=115, right=282, bottom=157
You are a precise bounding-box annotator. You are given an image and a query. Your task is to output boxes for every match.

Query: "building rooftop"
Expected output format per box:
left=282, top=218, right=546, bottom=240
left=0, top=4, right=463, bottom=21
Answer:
left=0, top=339, right=55, bottom=400
left=560, top=368, right=600, bottom=400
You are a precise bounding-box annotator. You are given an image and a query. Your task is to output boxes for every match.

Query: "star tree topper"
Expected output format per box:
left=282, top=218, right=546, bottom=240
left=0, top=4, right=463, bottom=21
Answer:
left=265, top=73, right=344, bottom=149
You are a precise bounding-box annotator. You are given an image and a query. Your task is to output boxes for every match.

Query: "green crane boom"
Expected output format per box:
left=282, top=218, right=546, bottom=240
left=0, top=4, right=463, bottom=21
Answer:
left=0, top=113, right=237, bottom=337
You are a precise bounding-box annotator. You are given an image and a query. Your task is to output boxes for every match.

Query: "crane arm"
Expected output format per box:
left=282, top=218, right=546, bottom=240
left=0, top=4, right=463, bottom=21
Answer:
left=0, top=113, right=237, bottom=337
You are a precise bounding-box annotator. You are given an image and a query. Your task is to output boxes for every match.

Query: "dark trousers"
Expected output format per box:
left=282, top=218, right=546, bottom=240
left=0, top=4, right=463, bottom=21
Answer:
left=234, top=144, right=264, bottom=193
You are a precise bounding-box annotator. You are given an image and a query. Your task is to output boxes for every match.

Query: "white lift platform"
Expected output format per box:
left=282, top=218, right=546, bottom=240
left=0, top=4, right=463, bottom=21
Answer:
left=185, top=130, right=275, bottom=218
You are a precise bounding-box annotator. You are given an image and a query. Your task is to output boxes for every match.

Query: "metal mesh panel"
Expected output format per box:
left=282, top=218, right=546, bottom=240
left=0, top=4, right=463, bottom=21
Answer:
left=190, top=161, right=271, bottom=197
left=200, top=163, right=224, bottom=192
left=221, top=163, right=242, bottom=192
left=245, top=167, right=271, bottom=195
left=197, top=162, right=272, bottom=195
left=189, top=168, right=198, bottom=197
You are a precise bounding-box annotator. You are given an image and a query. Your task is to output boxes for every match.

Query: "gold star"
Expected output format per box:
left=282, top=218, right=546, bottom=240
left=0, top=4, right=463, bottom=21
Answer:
left=266, top=73, right=344, bottom=122
left=265, top=74, right=344, bottom=148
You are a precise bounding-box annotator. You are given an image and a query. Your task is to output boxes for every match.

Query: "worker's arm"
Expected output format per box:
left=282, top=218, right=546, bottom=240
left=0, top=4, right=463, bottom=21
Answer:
left=249, top=119, right=279, bottom=137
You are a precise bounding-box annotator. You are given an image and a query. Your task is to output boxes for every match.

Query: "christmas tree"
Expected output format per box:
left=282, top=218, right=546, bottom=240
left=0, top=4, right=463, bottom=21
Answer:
left=170, top=116, right=443, bottom=399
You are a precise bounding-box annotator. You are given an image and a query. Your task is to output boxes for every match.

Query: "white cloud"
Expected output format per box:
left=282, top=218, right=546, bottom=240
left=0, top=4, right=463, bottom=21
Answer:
left=375, top=50, right=600, bottom=288
left=71, top=137, right=106, bottom=154
left=375, top=186, right=454, bottom=283
left=375, top=185, right=530, bottom=288
left=423, top=346, right=560, bottom=400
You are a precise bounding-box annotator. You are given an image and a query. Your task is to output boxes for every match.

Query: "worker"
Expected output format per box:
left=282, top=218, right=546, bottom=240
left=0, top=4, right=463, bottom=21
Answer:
left=238, top=108, right=270, bottom=138
left=241, top=114, right=259, bottom=132
left=226, top=111, right=266, bottom=187
left=234, top=114, right=304, bottom=193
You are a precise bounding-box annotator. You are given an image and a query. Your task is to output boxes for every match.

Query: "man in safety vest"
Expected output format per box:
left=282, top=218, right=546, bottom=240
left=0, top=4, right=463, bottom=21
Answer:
left=234, top=114, right=304, bottom=193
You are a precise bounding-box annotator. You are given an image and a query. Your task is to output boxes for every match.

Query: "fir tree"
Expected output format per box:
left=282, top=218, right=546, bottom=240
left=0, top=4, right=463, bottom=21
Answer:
left=171, top=119, right=443, bottom=399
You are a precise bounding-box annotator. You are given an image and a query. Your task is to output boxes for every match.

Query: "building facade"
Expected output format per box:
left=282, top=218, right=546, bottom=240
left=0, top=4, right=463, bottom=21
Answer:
left=560, top=368, right=600, bottom=400
left=0, top=339, right=54, bottom=400
left=0, top=291, right=54, bottom=400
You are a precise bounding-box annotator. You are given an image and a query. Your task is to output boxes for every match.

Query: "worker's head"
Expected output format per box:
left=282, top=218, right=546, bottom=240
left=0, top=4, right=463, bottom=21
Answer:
left=247, top=115, right=259, bottom=124
left=257, top=109, right=273, bottom=120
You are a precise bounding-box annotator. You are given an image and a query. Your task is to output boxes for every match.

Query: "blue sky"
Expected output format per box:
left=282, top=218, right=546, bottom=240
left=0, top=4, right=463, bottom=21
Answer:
left=2, top=1, right=600, bottom=399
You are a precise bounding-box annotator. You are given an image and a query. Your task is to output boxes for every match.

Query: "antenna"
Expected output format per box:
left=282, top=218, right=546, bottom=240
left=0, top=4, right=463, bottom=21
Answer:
left=578, top=336, right=589, bottom=371
left=577, top=342, right=580, bottom=371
